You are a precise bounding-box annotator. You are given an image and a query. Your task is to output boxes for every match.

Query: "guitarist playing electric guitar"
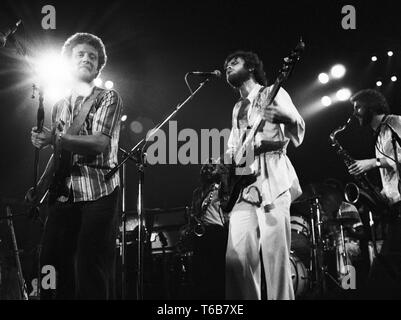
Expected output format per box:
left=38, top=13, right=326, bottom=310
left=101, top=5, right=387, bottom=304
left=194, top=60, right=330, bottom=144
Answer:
left=223, top=43, right=305, bottom=300
left=26, top=33, right=123, bottom=300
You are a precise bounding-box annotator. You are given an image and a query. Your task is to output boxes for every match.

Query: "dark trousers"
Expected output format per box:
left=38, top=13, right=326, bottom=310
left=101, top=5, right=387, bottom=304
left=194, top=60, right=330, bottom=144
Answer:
left=40, top=188, right=119, bottom=300
left=192, top=224, right=228, bottom=300
left=367, top=216, right=401, bottom=299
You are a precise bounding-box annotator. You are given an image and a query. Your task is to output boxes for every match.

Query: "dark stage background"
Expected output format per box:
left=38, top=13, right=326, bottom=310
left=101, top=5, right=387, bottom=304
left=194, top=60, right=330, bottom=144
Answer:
left=0, top=0, right=400, bottom=296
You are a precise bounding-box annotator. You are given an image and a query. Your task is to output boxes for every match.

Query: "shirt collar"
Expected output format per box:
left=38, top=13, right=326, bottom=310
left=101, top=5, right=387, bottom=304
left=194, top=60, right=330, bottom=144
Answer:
left=245, top=83, right=263, bottom=104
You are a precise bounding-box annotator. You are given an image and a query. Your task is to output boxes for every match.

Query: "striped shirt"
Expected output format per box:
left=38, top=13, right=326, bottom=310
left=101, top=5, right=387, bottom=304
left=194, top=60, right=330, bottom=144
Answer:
left=51, top=86, right=123, bottom=202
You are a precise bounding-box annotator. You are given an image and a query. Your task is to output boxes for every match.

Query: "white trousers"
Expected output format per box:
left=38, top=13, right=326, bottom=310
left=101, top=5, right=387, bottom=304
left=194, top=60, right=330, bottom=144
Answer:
left=225, top=189, right=294, bottom=300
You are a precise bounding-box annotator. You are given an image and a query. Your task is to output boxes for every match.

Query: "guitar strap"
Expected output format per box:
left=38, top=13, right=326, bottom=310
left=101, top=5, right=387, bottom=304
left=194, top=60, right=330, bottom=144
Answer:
left=67, top=87, right=104, bottom=135
left=48, top=87, right=105, bottom=203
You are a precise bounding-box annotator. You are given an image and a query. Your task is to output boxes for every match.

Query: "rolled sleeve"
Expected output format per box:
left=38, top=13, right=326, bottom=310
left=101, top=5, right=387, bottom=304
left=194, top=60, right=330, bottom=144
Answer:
left=93, top=90, right=123, bottom=138
left=278, top=88, right=305, bottom=147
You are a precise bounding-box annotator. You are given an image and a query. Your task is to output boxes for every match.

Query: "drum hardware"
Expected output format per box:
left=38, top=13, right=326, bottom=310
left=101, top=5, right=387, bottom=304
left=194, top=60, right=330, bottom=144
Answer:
left=306, top=196, right=327, bottom=295
left=337, top=209, right=351, bottom=277
left=290, top=252, right=310, bottom=298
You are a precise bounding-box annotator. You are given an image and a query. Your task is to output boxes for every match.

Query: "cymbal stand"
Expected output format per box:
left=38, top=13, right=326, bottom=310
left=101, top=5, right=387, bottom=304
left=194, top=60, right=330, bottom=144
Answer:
left=337, top=210, right=351, bottom=278
left=309, top=197, right=327, bottom=296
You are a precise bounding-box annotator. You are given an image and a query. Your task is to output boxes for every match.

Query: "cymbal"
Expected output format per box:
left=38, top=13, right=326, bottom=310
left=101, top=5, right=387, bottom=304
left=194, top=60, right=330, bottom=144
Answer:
left=292, top=182, right=343, bottom=217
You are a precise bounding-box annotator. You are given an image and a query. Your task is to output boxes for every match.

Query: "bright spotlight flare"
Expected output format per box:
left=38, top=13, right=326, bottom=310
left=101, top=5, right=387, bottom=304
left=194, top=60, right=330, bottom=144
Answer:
left=94, top=78, right=103, bottom=87
left=388, top=51, right=394, bottom=57
left=34, top=51, right=72, bottom=102
left=318, top=73, right=329, bottom=84
left=331, top=64, right=346, bottom=79
left=391, top=76, right=397, bottom=82
left=336, top=88, right=352, bottom=101
left=105, top=80, right=114, bottom=89
left=371, top=56, right=378, bottom=62
left=376, top=81, right=383, bottom=87
left=321, top=96, right=332, bottom=107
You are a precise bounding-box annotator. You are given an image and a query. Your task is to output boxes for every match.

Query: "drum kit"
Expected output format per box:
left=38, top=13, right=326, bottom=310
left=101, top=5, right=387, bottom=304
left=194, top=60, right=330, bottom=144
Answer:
left=289, top=182, right=363, bottom=298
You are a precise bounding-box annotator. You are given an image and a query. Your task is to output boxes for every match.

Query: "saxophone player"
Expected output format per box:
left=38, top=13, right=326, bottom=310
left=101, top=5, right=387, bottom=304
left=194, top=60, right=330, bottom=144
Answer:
left=348, top=89, right=401, bottom=298
left=190, top=161, right=229, bottom=299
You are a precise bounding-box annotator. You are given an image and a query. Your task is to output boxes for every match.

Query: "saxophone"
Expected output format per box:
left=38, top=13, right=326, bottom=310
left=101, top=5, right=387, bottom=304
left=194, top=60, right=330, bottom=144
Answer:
left=329, top=116, right=389, bottom=213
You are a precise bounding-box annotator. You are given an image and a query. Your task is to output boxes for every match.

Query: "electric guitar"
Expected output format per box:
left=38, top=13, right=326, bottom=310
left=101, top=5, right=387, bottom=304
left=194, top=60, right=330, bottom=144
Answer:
left=27, top=89, right=103, bottom=209
left=27, top=120, right=71, bottom=208
left=220, top=38, right=305, bottom=213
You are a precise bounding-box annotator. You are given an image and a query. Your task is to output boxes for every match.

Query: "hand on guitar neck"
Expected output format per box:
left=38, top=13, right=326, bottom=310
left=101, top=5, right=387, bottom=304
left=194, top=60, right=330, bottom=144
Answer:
left=31, top=125, right=55, bottom=150
left=260, top=89, right=298, bottom=126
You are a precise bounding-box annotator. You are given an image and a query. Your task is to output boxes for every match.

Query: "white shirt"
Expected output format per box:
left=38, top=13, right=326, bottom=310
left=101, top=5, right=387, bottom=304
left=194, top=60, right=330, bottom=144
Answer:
left=376, top=115, right=401, bottom=204
left=227, top=84, right=305, bottom=206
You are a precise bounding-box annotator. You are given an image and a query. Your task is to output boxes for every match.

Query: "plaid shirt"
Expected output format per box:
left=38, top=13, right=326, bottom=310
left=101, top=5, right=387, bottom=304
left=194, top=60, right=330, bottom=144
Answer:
left=51, top=86, right=123, bottom=202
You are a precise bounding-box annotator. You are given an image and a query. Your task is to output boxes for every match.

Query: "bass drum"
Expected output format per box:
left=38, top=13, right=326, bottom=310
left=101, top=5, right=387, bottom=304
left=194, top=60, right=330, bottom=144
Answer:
left=290, top=252, right=309, bottom=299
left=290, top=215, right=311, bottom=266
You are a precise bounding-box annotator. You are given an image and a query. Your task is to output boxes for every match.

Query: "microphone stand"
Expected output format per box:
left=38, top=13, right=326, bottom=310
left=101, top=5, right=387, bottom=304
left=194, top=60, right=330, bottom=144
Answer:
left=118, top=147, right=139, bottom=300
left=105, top=75, right=214, bottom=300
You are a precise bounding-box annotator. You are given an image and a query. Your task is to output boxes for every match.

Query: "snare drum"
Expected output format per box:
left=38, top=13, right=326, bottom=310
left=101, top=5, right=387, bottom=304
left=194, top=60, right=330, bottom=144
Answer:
left=290, top=215, right=311, bottom=265
left=290, top=252, right=309, bottom=298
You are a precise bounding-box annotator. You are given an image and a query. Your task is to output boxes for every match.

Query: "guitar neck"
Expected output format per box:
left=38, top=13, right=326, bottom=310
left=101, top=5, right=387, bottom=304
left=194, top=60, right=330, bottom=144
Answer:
left=254, top=79, right=282, bottom=132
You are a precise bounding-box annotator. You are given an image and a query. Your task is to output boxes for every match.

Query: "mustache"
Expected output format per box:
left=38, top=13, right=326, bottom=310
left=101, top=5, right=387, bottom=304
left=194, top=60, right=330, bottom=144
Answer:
left=79, top=62, right=94, bottom=70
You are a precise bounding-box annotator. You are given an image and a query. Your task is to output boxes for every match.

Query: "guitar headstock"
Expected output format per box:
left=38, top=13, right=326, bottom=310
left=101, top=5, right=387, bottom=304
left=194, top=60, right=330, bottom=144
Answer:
left=277, top=37, right=305, bottom=83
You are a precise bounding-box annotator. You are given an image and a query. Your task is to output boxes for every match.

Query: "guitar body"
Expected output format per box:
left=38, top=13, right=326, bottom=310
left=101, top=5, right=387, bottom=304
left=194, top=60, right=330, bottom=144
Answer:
left=29, top=122, right=72, bottom=208
left=48, top=148, right=72, bottom=204
left=220, top=168, right=256, bottom=213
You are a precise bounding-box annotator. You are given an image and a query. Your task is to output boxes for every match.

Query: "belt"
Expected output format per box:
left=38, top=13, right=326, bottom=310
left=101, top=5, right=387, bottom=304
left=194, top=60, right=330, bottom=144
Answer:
left=254, top=143, right=286, bottom=156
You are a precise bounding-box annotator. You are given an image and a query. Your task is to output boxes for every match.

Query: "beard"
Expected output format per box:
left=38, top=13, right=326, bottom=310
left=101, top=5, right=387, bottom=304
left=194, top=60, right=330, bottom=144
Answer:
left=73, top=65, right=97, bottom=83
left=356, top=108, right=373, bottom=127
left=226, top=68, right=251, bottom=88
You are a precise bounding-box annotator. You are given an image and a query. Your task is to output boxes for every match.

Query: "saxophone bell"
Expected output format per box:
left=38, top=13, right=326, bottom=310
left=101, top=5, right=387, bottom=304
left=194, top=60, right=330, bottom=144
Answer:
left=344, top=182, right=360, bottom=204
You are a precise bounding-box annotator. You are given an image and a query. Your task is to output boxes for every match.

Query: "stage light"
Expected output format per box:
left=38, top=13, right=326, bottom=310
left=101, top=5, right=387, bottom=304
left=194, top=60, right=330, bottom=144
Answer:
left=336, top=88, right=351, bottom=101
left=33, top=50, right=73, bottom=102
left=94, top=78, right=103, bottom=87
left=331, top=64, right=346, bottom=79
left=321, top=96, right=332, bottom=107
left=371, top=56, right=378, bottom=62
left=391, top=76, right=397, bottom=82
left=376, top=81, right=383, bottom=87
left=130, top=120, right=143, bottom=134
left=105, top=80, right=114, bottom=90
left=121, top=115, right=127, bottom=122
left=318, top=73, right=329, bottom=84
left=387, top=51, right=394, bottom=57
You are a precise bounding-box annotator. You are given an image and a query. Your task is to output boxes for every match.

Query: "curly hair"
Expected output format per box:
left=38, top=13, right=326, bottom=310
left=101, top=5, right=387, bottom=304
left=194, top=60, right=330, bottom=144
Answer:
left=61, top=33, right=107, bottom=76
left=350, top=89, right=390, bottom=115
left=224, top=51, right=268, bottom=86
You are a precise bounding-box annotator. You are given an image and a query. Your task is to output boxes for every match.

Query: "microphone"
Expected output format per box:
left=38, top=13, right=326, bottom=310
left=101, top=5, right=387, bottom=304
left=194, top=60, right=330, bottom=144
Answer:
left=188, top=70, right=222, bottom=78
left=0, top=20, right=22, bottom=48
